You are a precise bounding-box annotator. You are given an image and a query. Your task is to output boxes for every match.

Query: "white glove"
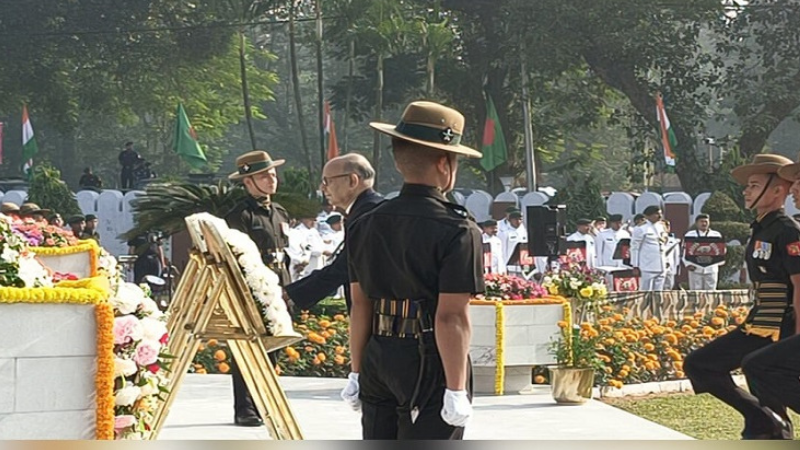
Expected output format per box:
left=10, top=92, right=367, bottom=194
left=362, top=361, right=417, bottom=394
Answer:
left=440, top=389, right=472, bottom=427
left=340, top=372, right=361, bottom=411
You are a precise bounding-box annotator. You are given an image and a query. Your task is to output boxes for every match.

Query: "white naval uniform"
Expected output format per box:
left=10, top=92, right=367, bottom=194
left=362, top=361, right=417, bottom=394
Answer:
left=482, top=232, right=506, bottom=275
left=499, top=225, right=528, bottom=276
left=567, top=231, right=597, bottom=268
left=663, top=235, right=681, bottom=290
left=595, top=227, right=631, bottom=267
left=630, top=220, right=669, bottom=291
left=682, top=229, right=724, bottom=290
left=286, top=224, right=326, bottom=282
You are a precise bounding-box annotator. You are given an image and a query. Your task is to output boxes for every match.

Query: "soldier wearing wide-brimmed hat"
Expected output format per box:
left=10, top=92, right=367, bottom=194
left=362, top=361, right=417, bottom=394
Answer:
left=685, top=153, right=798, bottom=440
left=224, top=150, right=290, bottom=428
left=19, top=202, right=50, bottom=222
left=342, top=101, right=483, bottom=440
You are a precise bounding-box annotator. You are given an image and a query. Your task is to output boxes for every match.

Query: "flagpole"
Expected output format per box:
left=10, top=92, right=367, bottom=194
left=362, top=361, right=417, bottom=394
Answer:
left=316, top=0, right=326, bottom=170
left=520, top=41, right=537, bottom=192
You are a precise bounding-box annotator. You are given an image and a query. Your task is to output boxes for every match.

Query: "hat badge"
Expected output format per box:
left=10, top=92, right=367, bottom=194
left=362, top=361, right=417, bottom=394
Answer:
left=242, top=163, right=250, bottom=172
left=441, top=127, right=454, bottom=143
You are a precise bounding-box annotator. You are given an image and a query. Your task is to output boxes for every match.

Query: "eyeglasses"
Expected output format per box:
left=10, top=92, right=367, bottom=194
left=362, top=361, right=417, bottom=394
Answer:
left=321, top=173, right=352, bottom=187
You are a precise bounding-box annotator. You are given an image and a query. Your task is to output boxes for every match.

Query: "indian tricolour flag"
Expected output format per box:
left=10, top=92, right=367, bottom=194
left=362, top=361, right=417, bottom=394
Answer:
left=655, top=92, right=677, bottom=167
left=21, top=104, right=38, bottom=177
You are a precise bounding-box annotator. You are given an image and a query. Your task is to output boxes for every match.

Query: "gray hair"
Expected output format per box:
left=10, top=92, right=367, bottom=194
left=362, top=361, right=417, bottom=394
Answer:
left=336, top=153, right=375, bottom=187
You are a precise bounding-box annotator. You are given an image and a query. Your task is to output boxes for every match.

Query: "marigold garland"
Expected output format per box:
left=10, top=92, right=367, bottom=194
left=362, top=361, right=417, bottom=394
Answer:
left=562, top=302, right=573, bottom=366
left=0, top=278, right=113, bottom=439
left=32, top=239, right=100, bottom=277
left=469, top=295, right=566, bottom=306
left=94, top=302, right=115, bottom=440
left=494, top=301, right=505, bottom=395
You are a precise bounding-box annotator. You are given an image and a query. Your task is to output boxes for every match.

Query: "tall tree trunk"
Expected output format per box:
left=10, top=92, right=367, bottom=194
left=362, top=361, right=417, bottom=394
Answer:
left=343, top=38, right=355, bottom=153
left=426, top=53, right=435, bottom=96
left=372, top=52, right=384, bottom=185
left=315, top=0, right=326, bottom=166
left=288, top=2, right=315, bottom=186
left=239, top=32, right=257, bottom=151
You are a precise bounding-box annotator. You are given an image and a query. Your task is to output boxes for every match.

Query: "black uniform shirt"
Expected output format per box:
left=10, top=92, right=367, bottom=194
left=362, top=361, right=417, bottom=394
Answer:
left=347, top=184, right=484, bottom=304
left=225, top=196, right=291, bottom=286
left=746, top=209, right=800, bottom=285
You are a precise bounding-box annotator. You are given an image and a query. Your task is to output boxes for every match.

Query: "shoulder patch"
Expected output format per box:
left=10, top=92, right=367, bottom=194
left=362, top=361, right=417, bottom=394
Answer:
left=787, top=241, right=800, bottom=256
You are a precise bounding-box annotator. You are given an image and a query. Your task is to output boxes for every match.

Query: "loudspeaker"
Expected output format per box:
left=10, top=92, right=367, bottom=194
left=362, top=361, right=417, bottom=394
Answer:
left=527, top=205, right=567, bottom=257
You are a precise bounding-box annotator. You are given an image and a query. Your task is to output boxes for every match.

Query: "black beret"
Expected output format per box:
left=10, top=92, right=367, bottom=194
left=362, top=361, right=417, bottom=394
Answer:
left=643, top=205, right=661, bottom=215
left=509, top=211, right=522, bottom=219
left=594, top=217, right=607, bottom=222
left=325, top=214, right=343, bottom=225
left=482, top=219, right=498, bottom=227
left=608, top=214, right=623, bottom=222
left=695, top=213, right=710, bottom=221
left=505, top=206, right=520, bottom=214
left=85, top=214, right=98, bottom=221
left=67, top=215, right=85, bottom=224
left=576, top=218, right=592, bottom=226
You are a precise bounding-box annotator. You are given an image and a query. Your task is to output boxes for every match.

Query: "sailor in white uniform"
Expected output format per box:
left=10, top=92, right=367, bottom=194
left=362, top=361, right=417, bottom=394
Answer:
left=567, top=218, right=597, bottom=268
left=630, top=205, right=669, bottom=291
left=682, top=213, right=724, bottom=290
left=481, top=219, right=506, bottom=274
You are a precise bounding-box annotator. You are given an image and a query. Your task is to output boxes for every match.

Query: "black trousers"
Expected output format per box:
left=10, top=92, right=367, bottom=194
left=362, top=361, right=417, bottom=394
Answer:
left=743, top=333, right=800, bottom=418
left=120, top=168, right=134, bottom=189
left=230, top=352, right=278, bottom=419
left=684, top=318, right=795, bottom=438
left=359, top=335, right=471, bottom=440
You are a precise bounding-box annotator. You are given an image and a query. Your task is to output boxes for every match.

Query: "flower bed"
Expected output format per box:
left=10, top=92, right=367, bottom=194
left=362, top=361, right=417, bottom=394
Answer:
left=532, top=304, right=746, bottom=389
left=193, top=311, right=351, bottom=378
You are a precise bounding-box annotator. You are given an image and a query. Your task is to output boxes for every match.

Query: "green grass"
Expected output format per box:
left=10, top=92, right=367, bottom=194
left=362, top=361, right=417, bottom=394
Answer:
left=602, top=393, right=800, bottom=440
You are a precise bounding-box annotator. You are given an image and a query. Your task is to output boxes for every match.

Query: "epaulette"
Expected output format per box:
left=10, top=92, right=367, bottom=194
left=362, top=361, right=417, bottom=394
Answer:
left=438, top=199, right=474, bottom=221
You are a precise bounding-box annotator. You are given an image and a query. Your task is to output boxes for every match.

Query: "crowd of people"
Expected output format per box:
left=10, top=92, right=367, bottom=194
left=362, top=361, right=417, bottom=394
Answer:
left=0, top=201, right=100, bottom=242
left=479, top=205, right=723, bottom=292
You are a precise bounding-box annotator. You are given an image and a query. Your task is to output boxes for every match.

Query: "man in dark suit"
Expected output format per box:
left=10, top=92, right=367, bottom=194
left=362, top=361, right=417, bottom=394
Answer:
left=284, top=153, right=383, bottom=311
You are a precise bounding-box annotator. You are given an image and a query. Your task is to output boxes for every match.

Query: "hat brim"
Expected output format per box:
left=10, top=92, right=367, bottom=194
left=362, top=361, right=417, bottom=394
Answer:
left=778, top=163, right=800, bottom=183
left=369, top=122, right=482, bottom=159
left=228, top=159, right=286, bottom=180
left=731, top=163, right=787, bottom=185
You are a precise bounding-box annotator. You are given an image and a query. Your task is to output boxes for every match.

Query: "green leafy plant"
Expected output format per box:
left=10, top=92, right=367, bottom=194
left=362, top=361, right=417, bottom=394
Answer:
left=27, top=162, right=81, bottom=217
left=550, top=322, right=603, bottom=371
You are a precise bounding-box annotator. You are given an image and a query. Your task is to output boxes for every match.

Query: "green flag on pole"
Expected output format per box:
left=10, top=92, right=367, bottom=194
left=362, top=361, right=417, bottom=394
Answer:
left=173, top=103, right=207, bottom=170
left=479, top=94, right=508, bottom=172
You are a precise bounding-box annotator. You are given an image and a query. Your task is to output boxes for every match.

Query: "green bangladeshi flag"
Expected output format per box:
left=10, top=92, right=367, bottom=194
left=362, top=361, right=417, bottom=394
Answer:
left=479, top=94, right=508, bottom=172
left=173, top=103, right=207, bottom=170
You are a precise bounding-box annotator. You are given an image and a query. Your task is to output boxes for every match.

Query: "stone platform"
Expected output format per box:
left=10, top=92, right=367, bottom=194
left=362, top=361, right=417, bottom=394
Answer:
left=159, top=374, right=691, bottom=440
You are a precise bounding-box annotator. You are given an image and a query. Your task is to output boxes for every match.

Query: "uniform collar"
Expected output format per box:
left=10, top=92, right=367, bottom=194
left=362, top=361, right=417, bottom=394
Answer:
left=754, top=209, right=784, bottom=228
left=399, top=183, right=448, bottom=203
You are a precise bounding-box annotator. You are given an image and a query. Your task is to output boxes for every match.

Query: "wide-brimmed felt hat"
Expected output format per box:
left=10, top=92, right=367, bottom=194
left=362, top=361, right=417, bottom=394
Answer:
left=369, top=101, right=482, bottom=158
left=777, top=153, right=800, bottom=182
left=0, top=202, right=20, bottom=214
left=731, top=153, right=793, bottom=185
left=19, top=202, right=50, bottom=216
left=228, top=150, right=285, bottom=181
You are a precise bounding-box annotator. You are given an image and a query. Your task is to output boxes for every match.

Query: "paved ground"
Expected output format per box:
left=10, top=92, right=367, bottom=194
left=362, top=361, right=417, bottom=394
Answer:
left=159, top=374, right=691, bottom=440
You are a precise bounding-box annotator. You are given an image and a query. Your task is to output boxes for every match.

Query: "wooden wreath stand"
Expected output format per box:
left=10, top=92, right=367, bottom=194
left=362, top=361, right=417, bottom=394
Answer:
left=150, top=218, right=303, bottom=440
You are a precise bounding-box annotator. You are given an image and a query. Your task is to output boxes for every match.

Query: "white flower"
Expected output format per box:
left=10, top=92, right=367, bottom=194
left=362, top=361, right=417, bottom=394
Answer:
left=112, top=283, right=145, bottom=315
left=140, top=297, right=161, bottom=317
left=115, top=385, right=141, bottom=406
left=139, top=377, right=159, bottom=397
left=1, top=247, right=19, bottom=263
left=140, top=317, right=168, bottom=342
left=17, top=255, right=52, bottom=287
left=114, top=358, right=139, bottom=378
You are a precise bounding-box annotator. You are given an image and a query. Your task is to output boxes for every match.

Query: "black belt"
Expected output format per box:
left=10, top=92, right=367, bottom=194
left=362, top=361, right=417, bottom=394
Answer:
left=373, top=298, right=422, bottom=339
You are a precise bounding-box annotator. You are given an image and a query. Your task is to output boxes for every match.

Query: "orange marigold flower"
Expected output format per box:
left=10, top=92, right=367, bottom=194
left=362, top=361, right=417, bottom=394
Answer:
left=665, top=320, right=677, bottom=328
left=625, top=334, right=637, bottom=343
left=334, top=355, right=347, bottom=365
left=217, top=362, right=230, bottom=374
left=618, top=369, right=629, bottom=378
left=715, top=309, right=728, bottom=318
left=318, top=319, right=331, bottom=328
left=317, top=353, right=327, bottom=362
left=557, top=321, right=569, bottom=328
left=644, top=343, right=655, bottom=352
left=675, top=370, right=685, bottom=378
left=613, top=313, right=624, bottom=321
left=327, top=328, right=337, bottom=336
left=690, top=320, right=700, bottom=328
left=207, top=339, right=219, bottom=347
left=664, top=334, right=678, bottom=345
left=601, top=325, right=613, bottom=333
left=599, top=354, right=611, bottom=363
left=334, top=346, right=346, bottom=355
left=674, top=361, right=683, bottom=371
left=333, top=314, right=346, bottom=322
left=534, top=375, right=547, bottom=384
left=702, top=326, right=715, bottom=337
left=214, top=350, right=227, bottom=362
left=711, top=317, right=725, bottom=327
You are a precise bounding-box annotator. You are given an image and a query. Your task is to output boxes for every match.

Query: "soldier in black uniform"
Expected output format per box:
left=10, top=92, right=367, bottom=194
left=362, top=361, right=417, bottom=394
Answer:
left=684, top=154, right=799, bottom=440
left=341, top=101, right=484, bottom=440
left=224, top=150, right=292, bottom=427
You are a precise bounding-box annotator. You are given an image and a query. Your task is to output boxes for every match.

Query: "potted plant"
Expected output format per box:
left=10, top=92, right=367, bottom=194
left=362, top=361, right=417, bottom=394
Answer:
left=548, top=320, right=603, bottom=404
left=541, top=263, right=608, bottom=323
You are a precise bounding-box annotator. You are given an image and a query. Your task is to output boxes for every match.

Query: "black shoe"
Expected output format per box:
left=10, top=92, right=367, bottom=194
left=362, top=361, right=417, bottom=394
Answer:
left=234, top=415, right=264, bottom=427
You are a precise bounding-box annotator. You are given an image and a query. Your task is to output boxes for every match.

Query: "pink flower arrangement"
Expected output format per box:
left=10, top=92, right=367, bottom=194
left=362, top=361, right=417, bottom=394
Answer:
left=114, top=415, right=136, bottom=431
left=480, top=273, right=548, bottom=300
left=12, top=219, right=77, bottom=247
left=113, top=315, right=143, bottom=345
left=133, top=340, right=161, bottom=366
